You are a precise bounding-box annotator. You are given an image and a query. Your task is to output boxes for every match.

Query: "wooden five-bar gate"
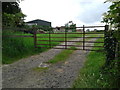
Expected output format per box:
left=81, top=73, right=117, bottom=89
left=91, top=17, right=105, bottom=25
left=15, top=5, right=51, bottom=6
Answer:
left=33, top=25, right=109, bottom=51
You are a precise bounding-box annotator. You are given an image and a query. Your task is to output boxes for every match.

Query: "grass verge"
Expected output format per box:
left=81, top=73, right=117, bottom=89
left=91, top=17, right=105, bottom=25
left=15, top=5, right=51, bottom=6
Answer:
left=73, top=37, right=119, bottom=88
left=72, top=38, right=109, bottom=88
left=32, top=67, right=49, bottom=72
left=46, top=47, right=76, bottom=64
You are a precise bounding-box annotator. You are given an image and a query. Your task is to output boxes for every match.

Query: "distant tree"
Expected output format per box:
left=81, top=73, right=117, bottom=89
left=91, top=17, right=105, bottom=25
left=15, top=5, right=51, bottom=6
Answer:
left=94, top=29, right=97, bottom=31
left=65, top=21, right=76, bottom=32
left=86, top=29, right=90, bottom=32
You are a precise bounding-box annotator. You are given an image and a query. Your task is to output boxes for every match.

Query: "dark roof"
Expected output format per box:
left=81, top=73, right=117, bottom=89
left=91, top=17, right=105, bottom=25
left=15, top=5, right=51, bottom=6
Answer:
left=26, top=19, right=51, bottom=23
left=26, top=19, right=51, bottom=27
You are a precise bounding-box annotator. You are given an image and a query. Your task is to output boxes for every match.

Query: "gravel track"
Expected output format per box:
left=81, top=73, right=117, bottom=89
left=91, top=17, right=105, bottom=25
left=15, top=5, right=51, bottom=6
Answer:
left=2, top=37, right=99, bottom=88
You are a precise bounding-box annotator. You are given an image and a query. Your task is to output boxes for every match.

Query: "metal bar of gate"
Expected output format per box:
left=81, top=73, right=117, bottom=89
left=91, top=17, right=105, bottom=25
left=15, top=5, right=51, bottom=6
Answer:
left=49, top=28, right=51, bottom=48
left=36, top=47, right=104, bottom=51
left=37, top=40, right=104, bottom=43
left=83, top=25, right=85, bottom=50
left=2, top=35, right=33, bottom=37
left=34, top=31, right=37, bottom=48
left=36, top=36, right=104, bottom=38
left=37, top=32, right=104, bottom=34
left=65, top=27, right=67, bottom=49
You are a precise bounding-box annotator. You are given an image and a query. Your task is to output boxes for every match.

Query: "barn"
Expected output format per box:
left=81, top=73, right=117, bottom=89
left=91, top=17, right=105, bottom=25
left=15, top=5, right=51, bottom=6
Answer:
left=26, top=19, right=51, bottom=27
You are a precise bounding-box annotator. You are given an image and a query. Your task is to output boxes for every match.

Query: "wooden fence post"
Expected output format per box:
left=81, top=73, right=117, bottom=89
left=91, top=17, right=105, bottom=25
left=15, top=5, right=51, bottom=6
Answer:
left=105, top=25, right=109, bottom=33
left=104, top=25, right=109, bottom=47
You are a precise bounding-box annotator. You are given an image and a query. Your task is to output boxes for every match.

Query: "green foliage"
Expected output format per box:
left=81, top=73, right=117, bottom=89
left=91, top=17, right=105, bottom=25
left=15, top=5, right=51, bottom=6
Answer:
left=102, top=1, right=120, bottom=85
left=104, top=30, right=117, bottom=66
left=2, top=2, right=21, bottom=14
left=2, top=31, right=43, bottom=64
left=73, top=38, right=119, bottom=88
left=102, top=1, right=120, bottom=28
left=3, top=12, right=26, bottom=27
left=65, top=21, right=76, bottom=32
left=2, top=2, right=26, bottom=27
left=103, top=29, right=120, bottom=87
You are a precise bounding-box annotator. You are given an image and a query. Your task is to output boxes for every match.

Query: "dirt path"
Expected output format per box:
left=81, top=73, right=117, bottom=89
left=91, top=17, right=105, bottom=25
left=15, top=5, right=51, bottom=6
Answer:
left=2, top=37, right=99, bottom=88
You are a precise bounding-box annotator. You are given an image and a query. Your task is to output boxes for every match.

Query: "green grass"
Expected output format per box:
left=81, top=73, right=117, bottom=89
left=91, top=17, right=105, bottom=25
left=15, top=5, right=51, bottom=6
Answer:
left=46, top=34, right=104, bottom=64
left=2, top=30, right=46, bottom=64
left=46, top=49, right=75, bottom=64
left=32, top=67, right=49, bottom=72
left=73, top=37, right=119, bottom=88
left=36, top=32, right=82, bottom=48
left=2, top=36, right=45, bottom=64
left=72, top=38, right=108, bottom=88
left=2, top=31, right=80, bottom=64
left=2, top=30, right=104, bottom=64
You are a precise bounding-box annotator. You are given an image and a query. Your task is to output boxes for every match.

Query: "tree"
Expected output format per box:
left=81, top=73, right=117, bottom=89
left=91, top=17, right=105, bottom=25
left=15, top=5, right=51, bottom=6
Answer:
left=102, top=0, right=120, bottom=30
left=65, top=21, right=76, bottom=32
left=2, top=2, right=21, bottom=14
left=102, top=0, right=120, bottom=69
left=102, top=0, right=120, bottom=43
left=2, top=2, right=26, bottom=27
left=86, top=29, right=90, bottom=32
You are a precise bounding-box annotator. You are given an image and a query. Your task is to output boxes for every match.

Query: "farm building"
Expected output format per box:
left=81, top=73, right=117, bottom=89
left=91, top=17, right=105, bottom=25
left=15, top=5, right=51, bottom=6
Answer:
left=26, top=19, right=51, bottom=27
left=53, top=26, right=77, bottom=33
left=53, top=26, right=65, bottom=32
left=76, top=29, right=83, bottom=32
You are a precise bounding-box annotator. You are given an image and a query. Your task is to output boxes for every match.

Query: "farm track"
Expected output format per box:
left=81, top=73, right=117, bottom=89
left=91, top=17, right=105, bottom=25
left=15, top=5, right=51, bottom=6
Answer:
left=2, top=36, right=100, bottom=88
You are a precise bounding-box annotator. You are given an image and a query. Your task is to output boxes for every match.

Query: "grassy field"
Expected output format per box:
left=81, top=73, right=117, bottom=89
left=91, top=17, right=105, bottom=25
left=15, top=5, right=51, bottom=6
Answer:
left=2, top=30, right=104, bottom=64
left=72, top=37, right=118, bottom=88
left=36, top=32, right=82, bottom=48
left=2, top=31, right=82, bottom=64
left=45, top=34, right=104, bottom=64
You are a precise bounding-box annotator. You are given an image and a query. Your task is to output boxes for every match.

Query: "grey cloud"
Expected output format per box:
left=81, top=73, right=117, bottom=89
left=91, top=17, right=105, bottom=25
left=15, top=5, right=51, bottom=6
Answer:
left=77, top=2, right=110, bottom=23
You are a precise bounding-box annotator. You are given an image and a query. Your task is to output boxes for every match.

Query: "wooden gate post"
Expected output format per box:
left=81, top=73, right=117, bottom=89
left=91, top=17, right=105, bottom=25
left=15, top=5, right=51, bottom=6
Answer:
left=105, top=25, right=109, bottom=32
left=104, top=25, right=109, bottom=46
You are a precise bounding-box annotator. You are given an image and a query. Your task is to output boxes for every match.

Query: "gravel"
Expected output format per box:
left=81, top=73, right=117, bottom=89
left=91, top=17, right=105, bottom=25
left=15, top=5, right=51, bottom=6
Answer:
left=2, top=37, right=98, bottom=88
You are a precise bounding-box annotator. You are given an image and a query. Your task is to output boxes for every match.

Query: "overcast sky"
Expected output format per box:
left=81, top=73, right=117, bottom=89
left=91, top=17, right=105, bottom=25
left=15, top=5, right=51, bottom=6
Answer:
left=19, top=0, right=111, bottom=27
